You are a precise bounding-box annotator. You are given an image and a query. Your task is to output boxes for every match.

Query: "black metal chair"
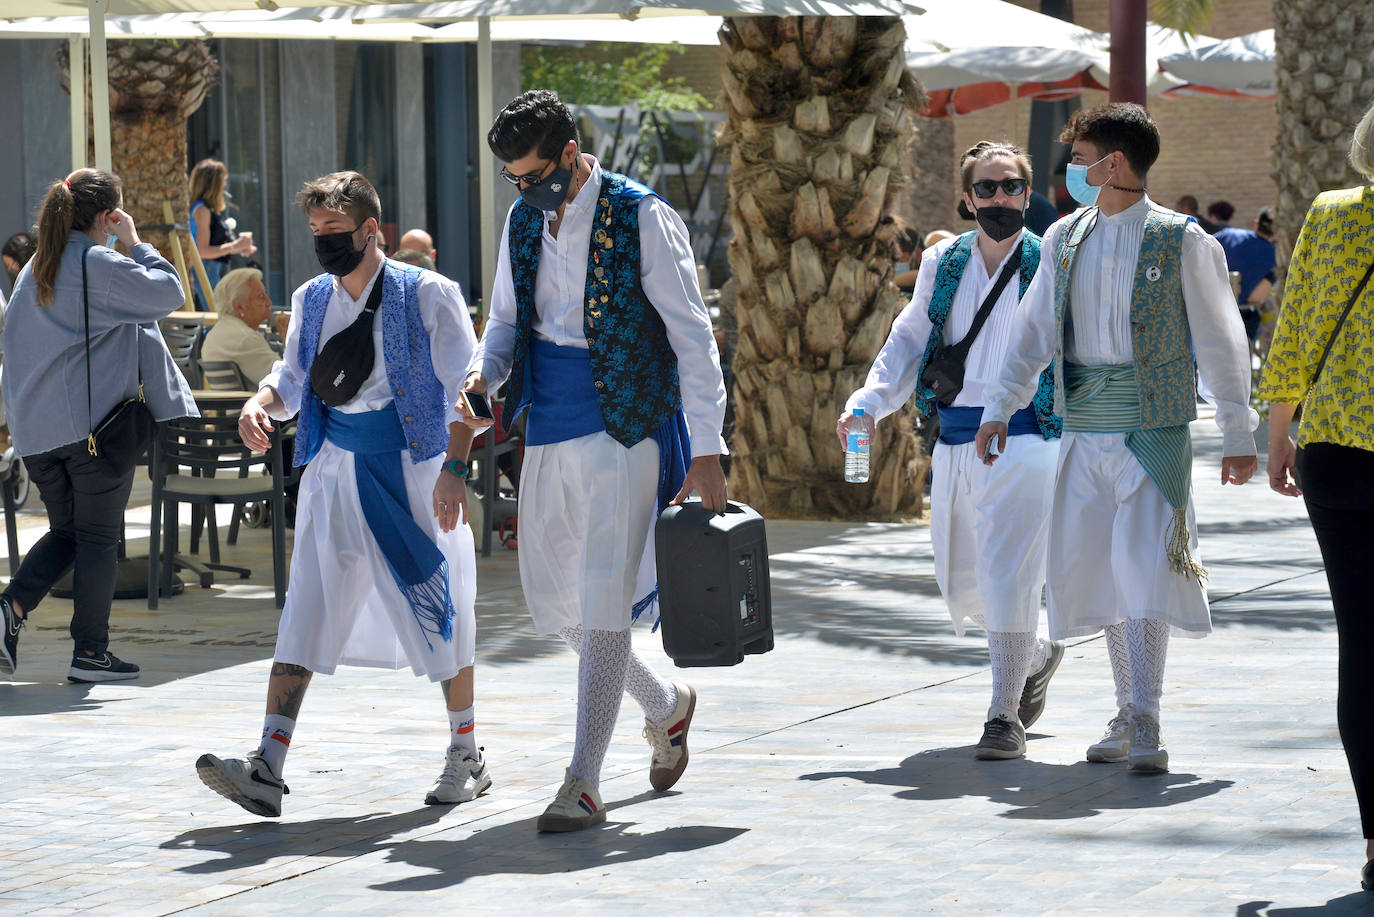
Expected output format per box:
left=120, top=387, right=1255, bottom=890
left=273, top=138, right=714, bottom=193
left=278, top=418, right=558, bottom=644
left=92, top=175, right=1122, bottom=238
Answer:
left=198, top=360, right=252, bottom=392
left=159, top=314, right=206, bottom=388
left=147, top=408, right=288, bottom=609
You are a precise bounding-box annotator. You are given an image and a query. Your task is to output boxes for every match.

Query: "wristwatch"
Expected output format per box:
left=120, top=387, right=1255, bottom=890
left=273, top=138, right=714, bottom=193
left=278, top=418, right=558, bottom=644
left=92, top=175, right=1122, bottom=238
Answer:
left=443, top=458, right=472, bottom=480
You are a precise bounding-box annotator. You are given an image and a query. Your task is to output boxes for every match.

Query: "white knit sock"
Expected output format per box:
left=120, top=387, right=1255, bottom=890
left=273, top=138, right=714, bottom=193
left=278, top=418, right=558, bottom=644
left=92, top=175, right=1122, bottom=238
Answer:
left=567, top=627, right=631, bottom=789
left=257, top=714, right=295, bottom=779
left=560, top=624, right=677, bottom=724
left=987, top=631, right=1037, bottom=721
left=1125, top=618, right=1169, bottom=718
left=1103, top=622, right=1132, bottom=712
left=447, top=704, right=478, bottom=757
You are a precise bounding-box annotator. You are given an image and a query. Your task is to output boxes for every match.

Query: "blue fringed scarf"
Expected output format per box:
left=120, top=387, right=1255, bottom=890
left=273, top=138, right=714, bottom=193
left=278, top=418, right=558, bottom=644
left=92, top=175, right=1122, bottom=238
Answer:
left=323, top=407, right=456, bottom=648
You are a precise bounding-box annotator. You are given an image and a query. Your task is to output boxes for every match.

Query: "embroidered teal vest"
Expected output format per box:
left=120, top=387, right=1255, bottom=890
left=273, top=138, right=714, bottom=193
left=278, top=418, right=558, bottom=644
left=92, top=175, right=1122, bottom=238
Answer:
left=502, top=171, right=682, bottom=449
left=912, top=230, right=1060, bottom=439
left=1052, top=205, right=1197, bottom=430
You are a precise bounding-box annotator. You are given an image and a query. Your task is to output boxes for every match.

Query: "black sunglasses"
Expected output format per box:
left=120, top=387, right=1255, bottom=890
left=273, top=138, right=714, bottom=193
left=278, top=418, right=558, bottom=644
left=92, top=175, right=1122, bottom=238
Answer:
left=499, top=158, right=555, bottom=187
left=969, top=178, right=1029, bottom=199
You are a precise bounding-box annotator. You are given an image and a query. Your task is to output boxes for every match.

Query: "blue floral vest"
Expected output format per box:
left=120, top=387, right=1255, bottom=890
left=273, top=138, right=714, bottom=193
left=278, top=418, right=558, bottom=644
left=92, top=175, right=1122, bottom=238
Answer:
left=912, top=231, right=1061, bottom=439
left=502, top=171, right=682, bottom=449
left=293, top=262, right=449, bottom=466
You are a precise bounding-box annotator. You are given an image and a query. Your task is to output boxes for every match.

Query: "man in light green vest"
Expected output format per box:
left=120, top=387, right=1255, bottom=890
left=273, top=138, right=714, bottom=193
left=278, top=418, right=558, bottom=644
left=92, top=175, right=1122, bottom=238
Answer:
left=974, top=103, right=1258, bottom=775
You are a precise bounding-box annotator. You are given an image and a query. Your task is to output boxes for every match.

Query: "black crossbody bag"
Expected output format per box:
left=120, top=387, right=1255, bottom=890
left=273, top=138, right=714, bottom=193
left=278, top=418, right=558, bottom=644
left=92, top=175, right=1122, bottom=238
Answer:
left=920, top=246, right=1023, bottom=406
left=82, top=247, right=156, bottom=477
left=309, top=274, right=385, bottom=407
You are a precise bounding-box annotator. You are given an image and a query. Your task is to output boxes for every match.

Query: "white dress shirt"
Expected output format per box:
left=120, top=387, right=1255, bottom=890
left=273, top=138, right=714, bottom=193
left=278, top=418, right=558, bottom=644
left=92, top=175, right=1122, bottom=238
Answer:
left=982, top=198, right=1258, bottom=456
left=472, top=157, right=728, bottom=458
left=263, top=261, right=476, bottom=422
left=847, top=231, right=1029, bottom=419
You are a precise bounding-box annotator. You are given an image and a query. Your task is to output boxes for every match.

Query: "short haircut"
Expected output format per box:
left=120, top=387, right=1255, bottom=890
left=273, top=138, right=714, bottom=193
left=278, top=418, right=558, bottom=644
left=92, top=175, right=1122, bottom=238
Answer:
left=895, top=225, right=923, bottom=255
left=1206, top=200, right=1235, bottom=222
left=1353, top=96, right=1374, bottom=181
left=3, top=231, right=36, bottom=268
left=296, top=171, right=382, bottom=226
left=1175, top=195, right=1199, bottom=214
left=214, top=267, right=263, bottom=317
left=488, top=90, right=580, bottom=164
left=959, top=139, right=1033, bottom=190
left=1256, top=207, right=1275, bottom=236
left=1059, top=103, right=1161, bottom=178
left=391, top=248, right=436, bottom=272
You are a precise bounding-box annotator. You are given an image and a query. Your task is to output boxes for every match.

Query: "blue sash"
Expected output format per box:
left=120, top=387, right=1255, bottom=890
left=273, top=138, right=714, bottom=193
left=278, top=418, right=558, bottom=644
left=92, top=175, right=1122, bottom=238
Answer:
left=323, top=407, right=456, bottom=649
left=525, top=340, right=689, bottom=624
left=936, top=404, right=1040, bottom=446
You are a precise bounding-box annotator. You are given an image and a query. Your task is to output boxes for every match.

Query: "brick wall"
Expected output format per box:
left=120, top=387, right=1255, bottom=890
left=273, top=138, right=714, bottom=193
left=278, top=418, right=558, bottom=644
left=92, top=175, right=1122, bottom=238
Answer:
left=940, top=0, right=1276, bottom=233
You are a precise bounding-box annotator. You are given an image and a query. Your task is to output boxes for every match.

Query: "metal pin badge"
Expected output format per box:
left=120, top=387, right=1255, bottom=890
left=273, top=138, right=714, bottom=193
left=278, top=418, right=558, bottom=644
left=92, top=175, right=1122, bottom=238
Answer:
left=1146, top=266, right=1162, bottom=282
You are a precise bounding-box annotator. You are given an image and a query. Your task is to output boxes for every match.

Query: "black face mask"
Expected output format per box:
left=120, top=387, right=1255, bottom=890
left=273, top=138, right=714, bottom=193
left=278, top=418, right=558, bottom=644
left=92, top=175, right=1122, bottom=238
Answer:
left=520, top=162, right=574, bottom=212
left=974, top=205, right=1026, bottom=243
left=314, top=224, right=371, bottom=276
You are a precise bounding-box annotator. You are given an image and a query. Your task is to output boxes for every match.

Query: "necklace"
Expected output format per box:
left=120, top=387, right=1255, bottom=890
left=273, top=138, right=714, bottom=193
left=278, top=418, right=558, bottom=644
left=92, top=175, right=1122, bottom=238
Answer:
left=1108, top=183, right=1145, bottom=193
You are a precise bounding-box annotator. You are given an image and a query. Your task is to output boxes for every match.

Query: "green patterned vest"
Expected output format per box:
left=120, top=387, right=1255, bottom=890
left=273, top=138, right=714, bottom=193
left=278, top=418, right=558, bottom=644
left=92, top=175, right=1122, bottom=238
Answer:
left=1051, top=204, right=1196, bottom=429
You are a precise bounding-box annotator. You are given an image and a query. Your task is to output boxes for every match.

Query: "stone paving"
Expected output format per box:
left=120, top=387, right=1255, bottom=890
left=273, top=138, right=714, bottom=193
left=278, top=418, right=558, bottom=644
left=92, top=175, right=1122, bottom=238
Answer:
left=2, top=419, right=1372, bottom=915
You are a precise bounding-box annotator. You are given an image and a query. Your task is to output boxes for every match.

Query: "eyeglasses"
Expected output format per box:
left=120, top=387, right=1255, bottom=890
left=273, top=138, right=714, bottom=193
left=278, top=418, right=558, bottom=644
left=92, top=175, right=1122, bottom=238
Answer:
left=499, top=159, right=555, bottom=187
left=969, top=178, right=1029, bottom=199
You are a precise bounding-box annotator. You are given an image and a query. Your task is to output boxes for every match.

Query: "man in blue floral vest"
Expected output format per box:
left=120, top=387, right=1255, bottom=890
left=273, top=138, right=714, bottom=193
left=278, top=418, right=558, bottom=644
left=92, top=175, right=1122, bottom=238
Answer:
left=976, top=104, right=1258, bottom=775
left=462, top=91, right=728, bottom=832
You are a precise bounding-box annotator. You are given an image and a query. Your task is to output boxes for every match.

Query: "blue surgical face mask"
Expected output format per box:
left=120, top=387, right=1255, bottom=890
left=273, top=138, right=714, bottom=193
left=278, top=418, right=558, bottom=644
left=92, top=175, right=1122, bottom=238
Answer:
left=105, top=234, right=119, bottom=249
left=1064, top=153, right=1112, bottom=207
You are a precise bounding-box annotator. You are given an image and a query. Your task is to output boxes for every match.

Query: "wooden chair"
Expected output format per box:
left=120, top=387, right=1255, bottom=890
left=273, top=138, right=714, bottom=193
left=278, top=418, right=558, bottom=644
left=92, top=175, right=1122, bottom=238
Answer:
left=159, top=314, right=206, bottom=388
left=147, top=409, right=288, bottom=609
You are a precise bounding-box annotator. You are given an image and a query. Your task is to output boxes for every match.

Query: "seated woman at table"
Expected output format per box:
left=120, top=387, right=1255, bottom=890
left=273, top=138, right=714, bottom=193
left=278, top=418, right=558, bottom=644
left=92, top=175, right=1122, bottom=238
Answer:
left=202, top=267, right=290, bottom=387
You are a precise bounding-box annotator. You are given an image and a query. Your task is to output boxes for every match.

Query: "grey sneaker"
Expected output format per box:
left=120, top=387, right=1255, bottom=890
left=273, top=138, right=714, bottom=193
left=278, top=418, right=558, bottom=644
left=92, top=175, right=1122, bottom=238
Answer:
left=1128, top=711, right=1169, bottom=774
left=0, top=596, right=22, bottom=677
left=537, top=769, right=606, bottom=833
left=425, top=747, right=492, bottom=805
left=1018, top=640, right=1065, bottom=728
left=195, top=751, right=289, bottom=818
left=974, top=715, right=1026, bottom=760
left=644, top=683, right=696, bottom=792
left=1086, top=709, right=1132, bottom=763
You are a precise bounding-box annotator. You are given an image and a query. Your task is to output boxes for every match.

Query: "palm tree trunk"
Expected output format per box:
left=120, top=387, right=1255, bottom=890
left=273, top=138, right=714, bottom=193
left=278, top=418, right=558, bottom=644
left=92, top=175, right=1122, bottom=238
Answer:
left=719, top=16, right=927, bottom=520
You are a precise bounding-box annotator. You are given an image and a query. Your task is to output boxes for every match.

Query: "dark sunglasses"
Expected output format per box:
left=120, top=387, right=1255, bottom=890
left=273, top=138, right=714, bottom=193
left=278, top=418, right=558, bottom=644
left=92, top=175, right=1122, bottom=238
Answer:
left=969, top=178, right=1028, bottom=199
left=499, top=158, right=555, bottom=187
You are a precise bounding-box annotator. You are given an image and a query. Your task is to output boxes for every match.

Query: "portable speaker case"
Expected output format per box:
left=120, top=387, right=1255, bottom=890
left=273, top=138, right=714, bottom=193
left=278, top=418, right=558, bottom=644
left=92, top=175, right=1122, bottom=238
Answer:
left=654, top=500, right=773, bottom=667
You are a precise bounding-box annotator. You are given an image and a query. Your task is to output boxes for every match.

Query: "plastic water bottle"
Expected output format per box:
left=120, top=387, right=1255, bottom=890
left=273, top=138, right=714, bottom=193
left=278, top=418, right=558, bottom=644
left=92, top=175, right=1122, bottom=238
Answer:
left=844, top=408, right=871, bottom=484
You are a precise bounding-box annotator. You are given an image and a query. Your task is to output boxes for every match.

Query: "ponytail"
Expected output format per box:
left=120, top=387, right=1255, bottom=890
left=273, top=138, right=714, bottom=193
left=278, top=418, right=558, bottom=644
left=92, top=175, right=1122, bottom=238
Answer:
left=30, top=168, right=123, bottom=306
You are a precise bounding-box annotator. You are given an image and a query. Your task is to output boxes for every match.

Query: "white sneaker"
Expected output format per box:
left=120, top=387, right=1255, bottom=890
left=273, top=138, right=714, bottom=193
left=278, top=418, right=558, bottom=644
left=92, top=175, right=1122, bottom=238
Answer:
left=537, top=769, right=605, bottom=833
left=1086, top=708, right=1132, bottom=763
left=643, top=683, right=696, bottom=792
left=1128, top=711, right=1169, bottom=774
left=425, top=747, right=492, bottom=805
left=195, top=751, right=289, bottom=818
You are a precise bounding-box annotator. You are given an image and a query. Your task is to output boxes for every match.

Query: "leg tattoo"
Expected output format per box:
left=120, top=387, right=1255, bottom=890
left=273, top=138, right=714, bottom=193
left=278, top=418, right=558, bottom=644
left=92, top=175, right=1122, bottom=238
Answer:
left=267, top=662, right=312, bottom=719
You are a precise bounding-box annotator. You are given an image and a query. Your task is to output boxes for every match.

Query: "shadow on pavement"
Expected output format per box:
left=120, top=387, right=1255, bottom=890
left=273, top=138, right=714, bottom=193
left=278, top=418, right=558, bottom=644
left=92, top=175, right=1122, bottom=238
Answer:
left=800, top=746, right=1233, bottom=820
left=1236, top=894, right=1374, bottom=915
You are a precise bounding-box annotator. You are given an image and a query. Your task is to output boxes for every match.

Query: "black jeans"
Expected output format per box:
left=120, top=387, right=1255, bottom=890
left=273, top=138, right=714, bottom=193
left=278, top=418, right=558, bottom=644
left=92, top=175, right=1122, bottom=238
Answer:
left=1297, top=442, right=1374, bottom=836
left=2, top=440, right=135, bottom=656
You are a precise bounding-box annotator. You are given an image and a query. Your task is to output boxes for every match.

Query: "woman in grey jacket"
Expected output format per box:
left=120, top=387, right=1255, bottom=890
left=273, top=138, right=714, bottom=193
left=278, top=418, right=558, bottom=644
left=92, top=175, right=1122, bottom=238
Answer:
left=0, top=168, right=196, bottom=683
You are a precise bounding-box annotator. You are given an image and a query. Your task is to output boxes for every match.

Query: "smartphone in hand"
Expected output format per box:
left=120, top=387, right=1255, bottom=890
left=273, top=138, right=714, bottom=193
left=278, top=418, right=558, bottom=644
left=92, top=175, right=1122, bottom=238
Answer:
left=461, top=389, right=495, bottom=421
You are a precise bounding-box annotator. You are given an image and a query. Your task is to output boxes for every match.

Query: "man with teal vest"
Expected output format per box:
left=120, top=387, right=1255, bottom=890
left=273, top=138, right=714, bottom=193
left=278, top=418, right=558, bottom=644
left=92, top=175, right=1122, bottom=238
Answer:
left=462, top=91, right=728, bottom=832
left=976, top=104, right=1258, bottom=775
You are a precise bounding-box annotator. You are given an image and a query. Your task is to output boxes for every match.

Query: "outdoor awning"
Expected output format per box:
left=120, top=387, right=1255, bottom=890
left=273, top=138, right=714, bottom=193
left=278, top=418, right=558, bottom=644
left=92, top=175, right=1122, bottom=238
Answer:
left=1157, top=28, right=1275, bottom=99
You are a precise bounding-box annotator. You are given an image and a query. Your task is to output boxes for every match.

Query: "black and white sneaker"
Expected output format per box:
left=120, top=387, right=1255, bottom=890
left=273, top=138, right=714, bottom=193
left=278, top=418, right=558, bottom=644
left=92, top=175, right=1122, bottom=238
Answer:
left=196, top=752, right=290, bottom=818
left=0, top=596, right=22, bottom=676
left=68, top=651, right=140, bottom=683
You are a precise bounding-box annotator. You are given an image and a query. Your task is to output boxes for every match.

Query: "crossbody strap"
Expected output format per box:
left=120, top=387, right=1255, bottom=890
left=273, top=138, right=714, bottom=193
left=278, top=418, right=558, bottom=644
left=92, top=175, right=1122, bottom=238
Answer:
left=948, top=245, right=1023, bottom=358
left=1311, top=257, right=1374, bottom=388
left=81, top=245, right=145, bottom=456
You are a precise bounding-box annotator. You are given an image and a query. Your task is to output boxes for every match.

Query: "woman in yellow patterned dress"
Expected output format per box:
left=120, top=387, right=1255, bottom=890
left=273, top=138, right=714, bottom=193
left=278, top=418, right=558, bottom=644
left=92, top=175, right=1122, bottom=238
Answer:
left=1259, top=97, right=1374, bottom=894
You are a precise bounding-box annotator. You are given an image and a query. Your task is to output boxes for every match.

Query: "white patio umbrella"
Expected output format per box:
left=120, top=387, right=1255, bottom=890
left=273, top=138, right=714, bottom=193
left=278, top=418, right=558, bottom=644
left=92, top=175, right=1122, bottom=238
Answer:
left=1156, top=27, right=1274, bottom=99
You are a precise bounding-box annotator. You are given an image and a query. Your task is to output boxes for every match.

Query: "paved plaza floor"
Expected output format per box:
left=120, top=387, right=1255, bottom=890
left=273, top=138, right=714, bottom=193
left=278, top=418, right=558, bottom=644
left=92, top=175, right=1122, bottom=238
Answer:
left=2, top=419, right=1372, bottom=915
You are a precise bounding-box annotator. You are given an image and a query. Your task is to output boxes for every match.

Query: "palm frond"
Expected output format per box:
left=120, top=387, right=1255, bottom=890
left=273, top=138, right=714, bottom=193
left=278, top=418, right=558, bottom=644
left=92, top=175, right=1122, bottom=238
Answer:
left=1154, top=0, right=1215, bottom=43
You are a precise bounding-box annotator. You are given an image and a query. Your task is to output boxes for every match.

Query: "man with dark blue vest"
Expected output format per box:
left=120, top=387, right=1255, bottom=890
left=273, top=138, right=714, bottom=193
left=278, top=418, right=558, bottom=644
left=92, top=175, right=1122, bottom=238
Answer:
left=196, top=171, right=490, bottom=817
left=461, top=91, right=727, bottom=832
left=976, top=104, right=1258, bottom=775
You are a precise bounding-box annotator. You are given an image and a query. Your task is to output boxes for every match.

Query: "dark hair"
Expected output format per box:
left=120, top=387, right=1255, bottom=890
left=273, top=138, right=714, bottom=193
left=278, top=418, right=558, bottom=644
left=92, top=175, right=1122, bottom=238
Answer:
left=1206, top=200, right=1235, bottom=222
left=3, top=232, right=37, bottom=269
left=1058, top=103, right=1161, bottom=178
left=296, top=171, right=382, bottom=226
left=32, top=168, right=122, bottom=306
left=487, top=90, right=580, bottom=164
left=895, top=225, right=922, bottom=255
left=1175, top=195, right=1199, bottom=214
left=1256, top=207, right=1275, bottom=236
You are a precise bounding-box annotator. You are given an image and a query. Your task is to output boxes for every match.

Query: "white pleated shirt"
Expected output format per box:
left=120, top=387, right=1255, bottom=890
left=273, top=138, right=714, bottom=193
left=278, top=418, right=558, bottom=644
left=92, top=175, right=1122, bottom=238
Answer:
left=982, top=198, right=1258, bottom=456
left=847, top=231, right=1029, bottom=420
left=472, top=157, right=728, bottom=457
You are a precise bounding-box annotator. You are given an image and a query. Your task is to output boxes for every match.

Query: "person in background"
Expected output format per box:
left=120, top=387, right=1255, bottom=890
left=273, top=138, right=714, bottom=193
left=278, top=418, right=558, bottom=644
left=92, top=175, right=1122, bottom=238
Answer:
left=189, top=159, right=255, bottom=309
left=1025, top=188, right=1060, bottom=235
left=1173, top=194, right=1219, bottom=234
left=924, top=229, right=956, bottom=249
left=1214, top=207, right=1277, bottom=354
left=840, top=140, right=1065, bottom=762
left=1205, top=200, right=1234, bottom=233
left=392, top=248, right=437, bottom=272
left=0, top=168, right=196, bottom=683
left=892, top=224, right=921, bottom=293
left=202, top=267, right=289, bottom=387
left=3, top=232, right=37, bottom=292
left=1259, top=96, right=1374, bottom=896
left=400, top=228, right=437, bottom=265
